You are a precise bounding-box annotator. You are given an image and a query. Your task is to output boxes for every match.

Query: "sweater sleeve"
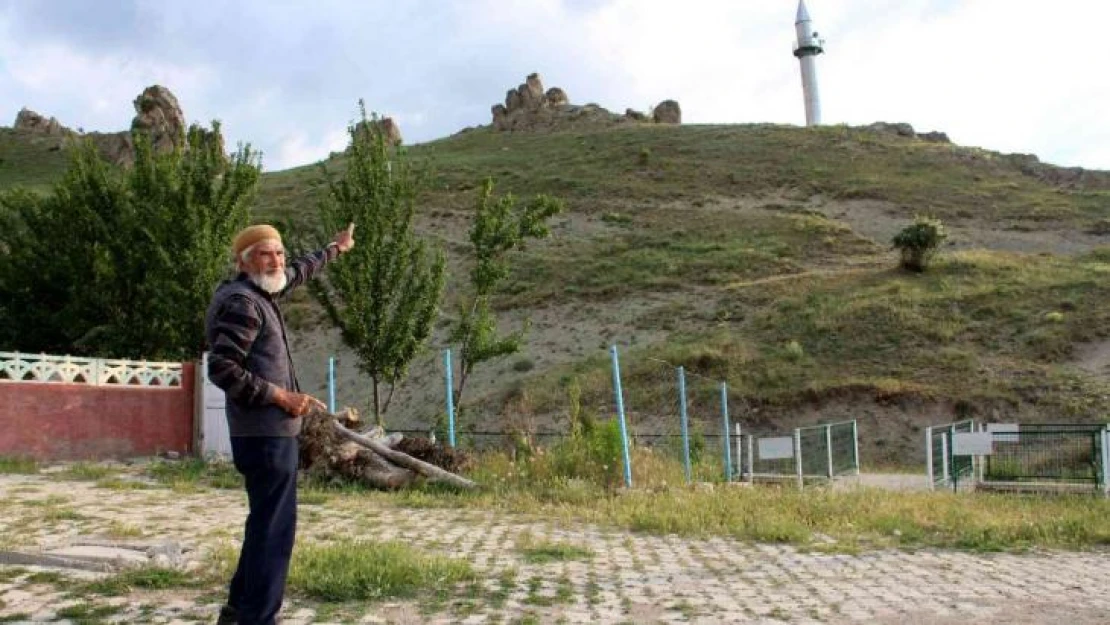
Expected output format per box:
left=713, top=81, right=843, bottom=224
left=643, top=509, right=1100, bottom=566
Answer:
left=281, top=246, right=335, bottom=294
left=207, top=294, right=275, bottom=406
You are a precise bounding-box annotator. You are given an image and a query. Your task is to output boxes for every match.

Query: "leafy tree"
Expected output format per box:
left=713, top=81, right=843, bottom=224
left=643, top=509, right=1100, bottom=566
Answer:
left=892, top=215, right=947, bottom=272
left=311, top=103, right=446, bottom=425
left=0, top=123, right=260, bottom=358
left=449, top=178, right=562, bottom=408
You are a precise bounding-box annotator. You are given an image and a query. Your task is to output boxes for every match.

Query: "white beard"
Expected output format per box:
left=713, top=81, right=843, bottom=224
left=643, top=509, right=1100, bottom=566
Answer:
left=250, top=270, right=288, bottom=294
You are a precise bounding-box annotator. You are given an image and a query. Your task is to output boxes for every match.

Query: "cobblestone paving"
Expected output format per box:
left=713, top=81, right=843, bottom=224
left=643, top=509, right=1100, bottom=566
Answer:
left=0, top=472, right=1107, bottom=624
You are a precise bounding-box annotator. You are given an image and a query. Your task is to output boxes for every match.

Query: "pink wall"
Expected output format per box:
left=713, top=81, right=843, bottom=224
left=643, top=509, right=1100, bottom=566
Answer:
left=0, top=363, right=194, bottom=461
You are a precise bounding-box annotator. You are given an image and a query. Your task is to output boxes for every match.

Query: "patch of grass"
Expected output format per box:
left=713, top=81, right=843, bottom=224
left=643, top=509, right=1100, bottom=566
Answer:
left=22, top=494, right=70, bottom=507
left=42, top=506, right=85, bottom=522
left=95, top=477, right=156, bottom=491
left=56, top=601, right=122, bottom=621
left=25, top=571, right=64, bottom=584
left=487, top=567, right=517, bottom=609
left=523, top=575, right=551, bottom=606
left=288, top=539, right=476, bottom=602
left=0, top=456, right=38, bottom=474
left=0, top=613, right=32, bottom=623
left=0, top=568, right=28, bottom=583
left=81, top=566, right=200, bottom=596
left=56, top=462, right=115, bottom=481
left=299, top=491, right=331, bottom=506
left=496, top=208, right=876, bottom=308
left=103, top=521, right=145, bottom=538
left=146, top=458, right=242, bottom=490
left=517, top=540, right=594, bottom=564
left=0, top=128, right=70, bottom=193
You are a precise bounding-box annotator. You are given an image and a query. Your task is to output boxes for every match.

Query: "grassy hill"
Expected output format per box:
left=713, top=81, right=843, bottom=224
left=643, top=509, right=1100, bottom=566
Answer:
left=4, top=122, right=1110, bottom=465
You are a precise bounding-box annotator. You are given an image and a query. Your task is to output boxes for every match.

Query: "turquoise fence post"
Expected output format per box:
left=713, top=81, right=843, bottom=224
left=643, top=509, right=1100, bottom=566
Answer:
left=444, top=349, right=456, bottom=448
left=327, top=356, right=336, bottom=413
left=610, top=345, right=633, bottom=489
left=720, top=381, right=732, bottom=482
left=677, top=366, right=691, bottom=484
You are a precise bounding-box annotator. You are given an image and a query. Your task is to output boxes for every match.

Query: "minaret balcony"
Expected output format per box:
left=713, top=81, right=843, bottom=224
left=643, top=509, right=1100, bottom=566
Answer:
left=793, top=41, right=824, bottom=57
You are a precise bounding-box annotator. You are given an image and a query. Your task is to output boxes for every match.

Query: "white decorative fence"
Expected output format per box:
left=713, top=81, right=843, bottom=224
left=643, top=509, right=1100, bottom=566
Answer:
left=0, top=351, right=183, bottom=388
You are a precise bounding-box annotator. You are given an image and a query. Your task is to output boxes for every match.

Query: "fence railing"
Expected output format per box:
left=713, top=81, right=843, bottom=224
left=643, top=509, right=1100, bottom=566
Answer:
left=983, top=425, right=1107, bottom=485
left=927, top=420, right=1110, bottom=494
left=926, top=419, right=976, bottom=490
left=0, top=351, right=183, bottom=388
left=736, top=421, right=860, bottom=487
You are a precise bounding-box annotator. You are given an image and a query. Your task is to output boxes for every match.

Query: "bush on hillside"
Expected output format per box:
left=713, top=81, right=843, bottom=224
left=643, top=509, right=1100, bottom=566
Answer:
left=892, top=215, right=947, bottom=272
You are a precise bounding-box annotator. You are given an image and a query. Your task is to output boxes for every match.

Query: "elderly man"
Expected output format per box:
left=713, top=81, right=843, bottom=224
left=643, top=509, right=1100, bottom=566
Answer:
left=206, top=223, right=354, bottom=625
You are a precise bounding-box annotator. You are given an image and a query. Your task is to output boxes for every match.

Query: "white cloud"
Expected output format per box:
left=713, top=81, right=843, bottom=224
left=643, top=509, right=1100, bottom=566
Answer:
left=273, top=128, right=349, bottom=171
left=0, top=33, right=214, bottom=132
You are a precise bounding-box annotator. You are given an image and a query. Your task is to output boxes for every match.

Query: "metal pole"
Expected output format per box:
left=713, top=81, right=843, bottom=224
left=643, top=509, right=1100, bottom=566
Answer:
left=925, top=426, right=934, bottom=491
left=941, top=433, right=950, bottom=488
left=1102, top=426, right=1110, bottom=497
left=444, top=349, right=456, bottom=448
left=720, top=382, right=732, bottom=482
left=746, top=434, right=754, bottom=482
left=610, top=345, right=633, bottom=489
left=794, top=428, right=803, bottom=490
left=851, top=420, right=860, bottom=475
left=734, top=423, right=743, bottom=481
left=327, top=356, right=336, bottom=414
left=677, top=367, right=691, bottom=485
left=949, top=424, right=958, bottom=491
left=825, top=424, right=834, bottom=479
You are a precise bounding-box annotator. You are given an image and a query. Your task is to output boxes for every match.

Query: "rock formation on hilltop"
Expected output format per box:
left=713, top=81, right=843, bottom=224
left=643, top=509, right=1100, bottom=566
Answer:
left=11, top=85, right=195, bottom=167
left=353, top=116, right=403, bottom=147
left=865, top=121, right=950, bottom=144
left=490, top=72, right=681, bottom=132
left=130, top=85, right=187, bottom=155
left=652, top=100, right=682, bottom=124
left=14, top=108, right=73, bottom=136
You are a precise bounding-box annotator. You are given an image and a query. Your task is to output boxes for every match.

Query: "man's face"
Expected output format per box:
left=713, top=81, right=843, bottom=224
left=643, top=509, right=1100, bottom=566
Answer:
left=242, top=240, right=287, bottom=293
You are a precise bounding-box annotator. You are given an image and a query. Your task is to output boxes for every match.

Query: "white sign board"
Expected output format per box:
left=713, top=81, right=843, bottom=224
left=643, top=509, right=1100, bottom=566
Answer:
left=987, top=423, right=1019, bottom=443
left=953, top=432, right=993, bottom=456
left=758, top=437, right=795, bottom=460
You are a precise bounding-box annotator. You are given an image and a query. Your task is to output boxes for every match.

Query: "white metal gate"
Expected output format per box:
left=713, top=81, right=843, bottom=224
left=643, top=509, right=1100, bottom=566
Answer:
left=197, top=352, right=232, bottom=457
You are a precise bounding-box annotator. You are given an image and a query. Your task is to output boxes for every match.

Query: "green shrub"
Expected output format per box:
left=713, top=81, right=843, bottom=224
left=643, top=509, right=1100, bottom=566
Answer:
left=546, top=418, right=625, bottom=488
left=892, top=215, right=947, bottom=272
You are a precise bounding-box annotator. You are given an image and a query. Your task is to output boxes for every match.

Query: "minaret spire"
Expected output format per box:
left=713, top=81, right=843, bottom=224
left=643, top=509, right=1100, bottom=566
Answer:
left=793, top=0, right=825, bottom=126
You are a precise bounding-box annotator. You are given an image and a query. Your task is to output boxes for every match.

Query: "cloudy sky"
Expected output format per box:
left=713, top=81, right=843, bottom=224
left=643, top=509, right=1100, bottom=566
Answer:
left=1, top=0, right=1107, bottom=172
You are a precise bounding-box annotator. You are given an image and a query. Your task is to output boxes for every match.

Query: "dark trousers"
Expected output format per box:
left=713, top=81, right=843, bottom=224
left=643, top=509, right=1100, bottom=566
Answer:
left=227, top=436, right=298, bottom=625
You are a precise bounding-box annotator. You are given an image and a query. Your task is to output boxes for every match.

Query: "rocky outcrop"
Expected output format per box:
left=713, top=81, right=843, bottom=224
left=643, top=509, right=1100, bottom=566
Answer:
left=917, top=131, right=950, bottom=143
left=10, top=85, right=193, bottom=167
left=13, top=108, right=72, bottom=136
left=490, top=73, right=681, bottom=132
left=652, top=100, right=681, bottom=124
left=1002, top=153, right=1110, bottom=190
left=130, top=85, right=186, bottom=156
left=864, top=122, right=949, bottom=144
left=354, top=117, right=402, bottom=147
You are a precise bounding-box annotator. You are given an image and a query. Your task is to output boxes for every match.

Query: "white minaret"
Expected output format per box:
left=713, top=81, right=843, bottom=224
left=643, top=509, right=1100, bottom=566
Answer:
left=793, top=0, right=825, bottom=126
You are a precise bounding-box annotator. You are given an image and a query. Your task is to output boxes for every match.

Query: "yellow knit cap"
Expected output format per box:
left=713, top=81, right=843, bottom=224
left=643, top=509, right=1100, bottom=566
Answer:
left=232, top=224, right=282, bottom=258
